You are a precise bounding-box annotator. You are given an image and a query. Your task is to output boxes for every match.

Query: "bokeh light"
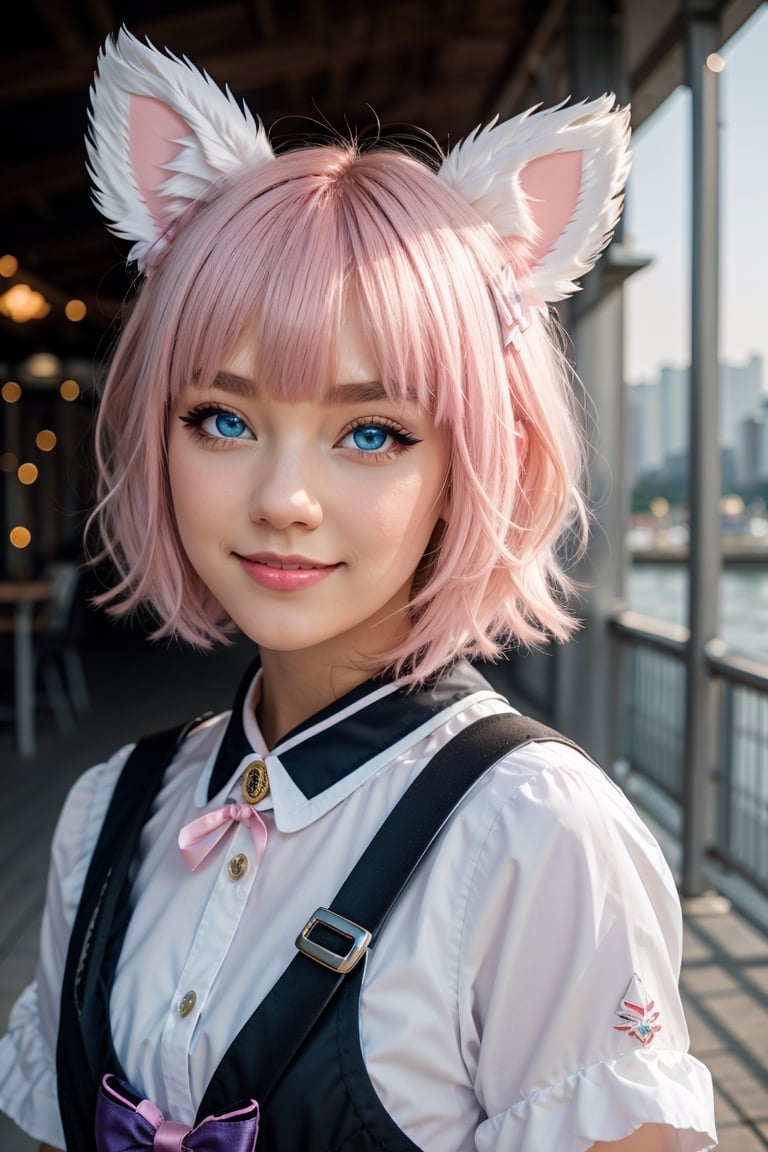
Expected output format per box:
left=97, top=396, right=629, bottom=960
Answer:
left=0, top=283, right=50, bottom=322
left=2, top=380, right=21, bottom=403
left=17, top=462, right=39, bottom=485
left=10, top=526, right=31, bottom=549
left=60, top=379, right=80, bottom=401
left=65, top=298, right=87, bottom=322
left=35, top=429, right=57, bottom=451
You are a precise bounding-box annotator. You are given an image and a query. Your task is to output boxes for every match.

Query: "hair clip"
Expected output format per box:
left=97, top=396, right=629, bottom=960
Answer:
left=490, top=265, right=536, bottom=350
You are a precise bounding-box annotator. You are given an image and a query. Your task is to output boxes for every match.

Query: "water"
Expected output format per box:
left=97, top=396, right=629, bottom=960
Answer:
left=627, top=563, right=768, bottom=663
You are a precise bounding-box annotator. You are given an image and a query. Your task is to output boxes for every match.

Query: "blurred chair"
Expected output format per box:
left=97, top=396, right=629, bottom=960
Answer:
left=33, top=560, right=92, bottom=730
left=0, top=560, right=93, bottom=747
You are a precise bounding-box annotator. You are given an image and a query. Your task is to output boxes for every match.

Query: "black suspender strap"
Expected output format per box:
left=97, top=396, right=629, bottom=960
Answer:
left=198, top=712, right=571, bottom=1117
left=57, top=721, right=187, bottom=1152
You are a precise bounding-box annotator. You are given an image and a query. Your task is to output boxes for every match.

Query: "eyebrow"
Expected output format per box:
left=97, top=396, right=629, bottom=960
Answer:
left=210, top=370, right=255, bottom=396
left=210, top=371, right=397, bottom=406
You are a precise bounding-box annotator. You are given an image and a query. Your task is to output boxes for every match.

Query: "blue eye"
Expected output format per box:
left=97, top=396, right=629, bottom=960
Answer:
left=339, top=420, right=420, bottom=456
left=352, top=425, right=389, bottom=452
left=213, top=412, right=247, bottom=438
left=180, top=405, right=254, bottom=441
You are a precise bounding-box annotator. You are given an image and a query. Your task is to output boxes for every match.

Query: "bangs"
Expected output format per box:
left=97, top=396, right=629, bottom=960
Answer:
left=159, top=144, right=502, bottom=419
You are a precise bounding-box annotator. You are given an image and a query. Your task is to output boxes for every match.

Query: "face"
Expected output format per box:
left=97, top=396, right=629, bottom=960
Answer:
left=167, top=308, right=450, bottom=680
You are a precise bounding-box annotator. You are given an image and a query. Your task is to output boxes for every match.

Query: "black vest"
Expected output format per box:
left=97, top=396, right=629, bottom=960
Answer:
left=56, top=663, right=581, bottom=1151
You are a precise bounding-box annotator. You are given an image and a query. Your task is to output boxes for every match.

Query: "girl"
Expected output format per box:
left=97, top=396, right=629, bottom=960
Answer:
left=0, top=27, right=716, bottom=1152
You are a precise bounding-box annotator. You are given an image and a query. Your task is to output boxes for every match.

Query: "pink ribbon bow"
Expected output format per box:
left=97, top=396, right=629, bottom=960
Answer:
left=178, top=804, right=268, bottom=871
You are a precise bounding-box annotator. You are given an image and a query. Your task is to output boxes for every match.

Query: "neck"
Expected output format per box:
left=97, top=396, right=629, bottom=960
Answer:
left=256, top=649, right=380, bottom=749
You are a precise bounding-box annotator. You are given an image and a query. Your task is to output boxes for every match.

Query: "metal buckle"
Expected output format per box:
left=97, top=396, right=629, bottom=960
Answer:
left=295, top=907, right=372, bottom=973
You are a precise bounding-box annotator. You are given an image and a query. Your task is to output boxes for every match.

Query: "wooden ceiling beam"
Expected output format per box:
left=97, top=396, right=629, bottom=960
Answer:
left=31, top=0, right=85, bottom=52
left=480, top=0, right=568, bottom=121
left=0, top=153, right=88, bottom=207
left=0, top=12, right=476, bottom=103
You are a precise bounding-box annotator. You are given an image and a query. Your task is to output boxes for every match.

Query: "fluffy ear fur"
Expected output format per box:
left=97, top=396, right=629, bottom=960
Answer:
left=86, top=26, right=275, bottom=271
left=86, top=29, right=630, bottom=292
left=437, top=95, right=632, bottom=302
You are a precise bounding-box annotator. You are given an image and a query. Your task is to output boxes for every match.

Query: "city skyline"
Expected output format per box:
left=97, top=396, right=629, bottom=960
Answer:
left=629, top=353, right=765, bottom=488
left=623, top=4, right=767, bottom=387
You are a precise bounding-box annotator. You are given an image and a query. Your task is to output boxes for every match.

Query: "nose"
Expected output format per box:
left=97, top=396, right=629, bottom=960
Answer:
left=248, top=448, right=324, bottom=531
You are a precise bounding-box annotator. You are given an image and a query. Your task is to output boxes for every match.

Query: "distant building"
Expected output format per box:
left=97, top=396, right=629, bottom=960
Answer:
left=737, top=412, right=764, bottom=487
left=721, top=446, right=737, bottom=494
left=628, top=380, right=663, bottom=482
left=659, top=366, right=689, bottom=464
left=628, top=354, right=765, bottom=491
left=721, top=354, right=763, bottom=448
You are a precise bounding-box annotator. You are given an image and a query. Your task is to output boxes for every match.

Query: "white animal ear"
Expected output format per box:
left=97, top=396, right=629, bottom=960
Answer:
left=438, top=95, right=632, bottom=302
left=86, top=26, right=275, bottom=271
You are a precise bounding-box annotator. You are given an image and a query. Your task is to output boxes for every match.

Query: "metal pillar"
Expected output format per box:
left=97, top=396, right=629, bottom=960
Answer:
left=682, top=4, right=721, bottom=897
left=548, top=0, right=629, bottom=767
left=557, top=288, right=628, bottom=768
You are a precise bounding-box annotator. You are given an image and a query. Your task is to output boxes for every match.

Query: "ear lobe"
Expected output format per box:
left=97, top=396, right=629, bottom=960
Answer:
left=518, top=150, right=582, bottom=264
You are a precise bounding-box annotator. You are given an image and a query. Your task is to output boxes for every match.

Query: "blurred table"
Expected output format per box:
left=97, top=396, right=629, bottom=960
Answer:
left=0, top=580, right=52, bottom=758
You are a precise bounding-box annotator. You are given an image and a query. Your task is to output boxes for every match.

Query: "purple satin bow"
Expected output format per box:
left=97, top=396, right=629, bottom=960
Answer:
left=95, top=1073, right=259, bottom=1152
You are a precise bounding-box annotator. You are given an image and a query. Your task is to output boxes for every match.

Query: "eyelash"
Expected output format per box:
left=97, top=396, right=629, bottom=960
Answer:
left=179, top=403, right=251, bottom=445
left=178, top=404, right=420, bottom=458
left=342, top=417, right=420, bottom=458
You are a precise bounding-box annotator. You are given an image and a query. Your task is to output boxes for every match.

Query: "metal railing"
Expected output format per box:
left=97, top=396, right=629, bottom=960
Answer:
left=610, top=610, right=768, bottom=900
left=709, top=645, right=768, bottom=894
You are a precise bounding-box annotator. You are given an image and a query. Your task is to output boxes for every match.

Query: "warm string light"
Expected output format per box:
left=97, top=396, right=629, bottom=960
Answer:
left=0, top=283, right=50, bottom=322
left=0, top=255, right=87, bottom=326
left=2, top=371, right=80, bottom=557
left=0, top=257, right=89, bottom=564
left=24, top=352, right=61, bottom=378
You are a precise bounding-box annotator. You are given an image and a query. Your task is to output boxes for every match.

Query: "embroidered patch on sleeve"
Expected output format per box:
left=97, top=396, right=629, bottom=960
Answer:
left=613, top=974, right=662, bottom=1046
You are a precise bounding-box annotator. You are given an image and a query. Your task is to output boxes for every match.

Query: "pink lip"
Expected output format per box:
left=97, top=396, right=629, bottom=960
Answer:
left=236, top=553, right=340, bottom=592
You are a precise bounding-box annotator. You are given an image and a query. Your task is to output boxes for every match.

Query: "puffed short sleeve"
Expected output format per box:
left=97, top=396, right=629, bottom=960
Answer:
left=459, top=742, right=717, bottom=1152
left=0, top=745, right=133, bottom=1146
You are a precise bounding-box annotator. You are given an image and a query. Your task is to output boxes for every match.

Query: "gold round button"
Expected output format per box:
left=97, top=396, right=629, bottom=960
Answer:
left=228, top=853, right=249, bottom=880
left=178, top=990, right=197, bottom=1018
left=242, top=759, right=270, bottom=804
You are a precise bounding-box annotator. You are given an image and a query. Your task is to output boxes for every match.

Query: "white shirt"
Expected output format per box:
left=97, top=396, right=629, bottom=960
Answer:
left=0, top=661, right=717, bottom=1151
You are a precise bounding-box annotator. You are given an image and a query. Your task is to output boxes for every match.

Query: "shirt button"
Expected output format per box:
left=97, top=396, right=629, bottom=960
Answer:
left=228, top=852, right=249, bottom=879
left=178, top=990, right=197, bottom=1018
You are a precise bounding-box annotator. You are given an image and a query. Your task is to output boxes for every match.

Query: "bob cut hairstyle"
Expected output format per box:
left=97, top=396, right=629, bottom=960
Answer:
left=88, top=138, right=588, bottom=686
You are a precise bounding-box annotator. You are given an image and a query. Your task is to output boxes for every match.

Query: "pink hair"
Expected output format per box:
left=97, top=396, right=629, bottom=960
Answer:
left=88, top=140, right=588, bottom=686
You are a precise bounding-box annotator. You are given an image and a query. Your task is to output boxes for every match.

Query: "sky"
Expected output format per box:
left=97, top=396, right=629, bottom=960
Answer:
left=623, top=3, right=768, bottom=386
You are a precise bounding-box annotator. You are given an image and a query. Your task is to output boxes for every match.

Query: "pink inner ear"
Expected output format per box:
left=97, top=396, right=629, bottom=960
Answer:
left=128, top=94, right=190, bottom=225
left=518, top=151, right=582, bottom=262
